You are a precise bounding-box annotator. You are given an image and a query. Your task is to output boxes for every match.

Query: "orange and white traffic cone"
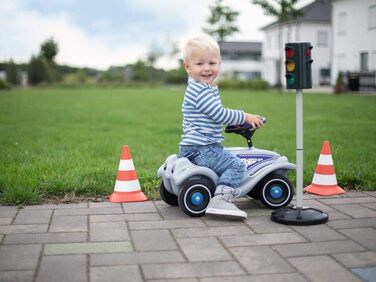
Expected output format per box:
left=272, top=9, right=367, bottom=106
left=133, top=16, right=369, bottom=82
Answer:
left=109, top=146, right=148, bottom=203
left=304, top=141, right=345, bottom=196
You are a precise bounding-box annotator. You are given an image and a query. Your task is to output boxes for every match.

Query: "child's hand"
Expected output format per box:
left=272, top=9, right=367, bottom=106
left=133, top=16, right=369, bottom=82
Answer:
left=245, top=113, right=264, bottom=128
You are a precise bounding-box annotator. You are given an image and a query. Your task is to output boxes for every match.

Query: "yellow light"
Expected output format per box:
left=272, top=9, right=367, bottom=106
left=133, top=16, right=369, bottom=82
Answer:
left=287, top=61, right=295, bottom=72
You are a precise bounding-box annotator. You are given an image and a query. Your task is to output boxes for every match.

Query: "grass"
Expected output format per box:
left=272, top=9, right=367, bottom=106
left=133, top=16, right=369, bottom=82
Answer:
left=0, top=86, right=375, bottom=205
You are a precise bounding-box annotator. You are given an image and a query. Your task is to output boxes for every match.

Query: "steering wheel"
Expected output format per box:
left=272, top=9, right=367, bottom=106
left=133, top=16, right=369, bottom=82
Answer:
left=224, top=117, right=267, bottom=135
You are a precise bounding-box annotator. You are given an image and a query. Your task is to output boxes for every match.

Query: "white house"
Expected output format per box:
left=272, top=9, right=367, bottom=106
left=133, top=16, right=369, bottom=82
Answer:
left=0, top=71, right=6, bottom=81
left=261, top=0, right=332, bottom=87
left=218, top=41, right=263, bottom=80
left=331, top=0, right=376, bottom=88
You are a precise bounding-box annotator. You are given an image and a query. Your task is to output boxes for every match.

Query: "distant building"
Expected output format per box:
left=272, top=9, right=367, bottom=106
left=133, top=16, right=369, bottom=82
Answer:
left=19, top=71, right=28, bottom=88
left=218, top=41, right=263, bottom=80
left=0, top=71, right=6, bottom=81
left=261, top=0, right=332, bottom=87
left=331, top=0, right=376, bottom=87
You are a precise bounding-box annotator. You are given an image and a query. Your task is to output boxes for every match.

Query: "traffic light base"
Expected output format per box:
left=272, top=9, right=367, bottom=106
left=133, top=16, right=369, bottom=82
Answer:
left=271, top=206, right=328, bottom=225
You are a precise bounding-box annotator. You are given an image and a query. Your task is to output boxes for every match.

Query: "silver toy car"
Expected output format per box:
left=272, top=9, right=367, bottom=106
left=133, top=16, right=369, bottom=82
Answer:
left=157, top=118, right=295, bottom=217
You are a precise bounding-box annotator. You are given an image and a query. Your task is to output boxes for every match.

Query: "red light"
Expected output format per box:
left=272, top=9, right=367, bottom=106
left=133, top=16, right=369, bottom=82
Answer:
left=285, top=47, right=295, bottom=58
left=305, top=47, right=312, bottom=57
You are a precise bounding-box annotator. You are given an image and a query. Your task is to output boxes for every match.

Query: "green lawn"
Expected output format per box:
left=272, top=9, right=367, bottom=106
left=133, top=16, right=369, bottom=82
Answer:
left=0, top=86, right=375, bottom=205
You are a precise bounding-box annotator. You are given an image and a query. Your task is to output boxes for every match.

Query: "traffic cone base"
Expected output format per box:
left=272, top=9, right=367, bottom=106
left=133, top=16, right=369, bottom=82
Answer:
left=304, top=141, right=345, bottom=196
left=109, top=145, right=148, bottom=203
left=109, top=191, right=148, bottom=203
left=304, top=183, right=345, bottom=196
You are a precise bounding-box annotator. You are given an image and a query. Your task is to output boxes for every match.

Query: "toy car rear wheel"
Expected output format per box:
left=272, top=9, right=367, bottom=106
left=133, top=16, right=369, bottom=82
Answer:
left=160, top=181, right=178, bottom=206
left=178, top=177, right=215, bottom=217
left=259, top=174, right=294, bottom=209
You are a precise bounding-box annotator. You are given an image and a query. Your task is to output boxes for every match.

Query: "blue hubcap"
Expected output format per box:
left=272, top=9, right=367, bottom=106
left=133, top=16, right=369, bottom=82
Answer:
left=191, top=192, right=204, bottom=206
left=270, top=186, right=283, bottom=199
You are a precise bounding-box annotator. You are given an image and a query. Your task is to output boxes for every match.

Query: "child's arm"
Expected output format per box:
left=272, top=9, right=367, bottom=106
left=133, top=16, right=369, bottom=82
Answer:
left=196, top=89, right=244, bottom=125
left=196, top=88, right=263, bottom=127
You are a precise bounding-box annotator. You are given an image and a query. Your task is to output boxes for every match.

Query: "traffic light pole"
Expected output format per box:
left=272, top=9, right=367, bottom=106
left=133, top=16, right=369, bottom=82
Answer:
left=271, top=87, right=329, bottom=225
left=271, top=42, right=329, bottom=224
left=296, top=89, right=304, bottom=213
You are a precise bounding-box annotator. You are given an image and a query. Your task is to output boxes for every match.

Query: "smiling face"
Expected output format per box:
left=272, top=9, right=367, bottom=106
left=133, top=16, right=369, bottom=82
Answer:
left=184, top=47, right=221, bottom=85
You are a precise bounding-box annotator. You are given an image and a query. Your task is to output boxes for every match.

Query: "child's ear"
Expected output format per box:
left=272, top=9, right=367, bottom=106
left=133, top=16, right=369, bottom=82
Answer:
left=183, top=61, right=190, bottom=74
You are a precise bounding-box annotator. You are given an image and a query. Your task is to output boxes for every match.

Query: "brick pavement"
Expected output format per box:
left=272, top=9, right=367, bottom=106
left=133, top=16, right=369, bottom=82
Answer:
left=0, top=191, right=375, bottom=282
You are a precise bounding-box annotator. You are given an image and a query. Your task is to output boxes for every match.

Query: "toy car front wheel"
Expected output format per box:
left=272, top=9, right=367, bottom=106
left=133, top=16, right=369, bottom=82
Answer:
left=259, top=174, right=294, bottom=209
left=159, top=181, right=178, bottom=206
left=178, top=177, right=215, bottom=217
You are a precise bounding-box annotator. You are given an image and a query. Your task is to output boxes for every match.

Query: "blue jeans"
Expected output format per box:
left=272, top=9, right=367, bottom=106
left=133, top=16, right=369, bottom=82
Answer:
left=179, top=144, right=246, bottom=188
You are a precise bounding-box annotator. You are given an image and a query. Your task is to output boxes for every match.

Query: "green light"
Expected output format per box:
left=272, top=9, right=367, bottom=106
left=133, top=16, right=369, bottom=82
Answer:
left=287, top=75, right=295, bottom=85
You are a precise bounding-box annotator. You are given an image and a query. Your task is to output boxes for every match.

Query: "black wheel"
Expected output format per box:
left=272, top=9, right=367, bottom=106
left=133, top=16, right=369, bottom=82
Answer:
left=259, top=174, right=294, bottom=209
left=159, top=181, right=178, bottom=206
left=178, top=177, right=215, bottom=217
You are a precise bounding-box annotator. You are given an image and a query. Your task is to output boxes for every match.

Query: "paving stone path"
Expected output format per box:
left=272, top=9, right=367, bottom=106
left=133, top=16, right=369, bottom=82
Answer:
left=0, top=191, right=375, bottom=282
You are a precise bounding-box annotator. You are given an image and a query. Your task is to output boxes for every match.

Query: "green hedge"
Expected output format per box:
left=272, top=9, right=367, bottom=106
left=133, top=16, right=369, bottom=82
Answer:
left=219, top=79, right=269, bottom=90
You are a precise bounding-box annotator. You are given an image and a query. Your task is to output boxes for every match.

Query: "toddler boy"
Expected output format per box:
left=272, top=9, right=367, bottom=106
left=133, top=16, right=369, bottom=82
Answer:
left=179, top=35, right=263, bottom=220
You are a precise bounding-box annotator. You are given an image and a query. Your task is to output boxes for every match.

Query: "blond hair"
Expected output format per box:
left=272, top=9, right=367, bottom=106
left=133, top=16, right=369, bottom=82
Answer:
left=182, top=35, right=221, bottom=62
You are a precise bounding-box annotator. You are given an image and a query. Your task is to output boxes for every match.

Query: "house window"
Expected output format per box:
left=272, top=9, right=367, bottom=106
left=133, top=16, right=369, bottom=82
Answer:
left=319, top=68, right=331, bottom=85
left=360, top=52, right=369, bottom=72
left=337, top=12, right=347, bottom=35
left=221, top=52, right=261, bottom=61
left=371, top=51, right=376, bottom=70
left=370, top=5, right=376, bottom=29
left=317, top=31, right=328, bottom=47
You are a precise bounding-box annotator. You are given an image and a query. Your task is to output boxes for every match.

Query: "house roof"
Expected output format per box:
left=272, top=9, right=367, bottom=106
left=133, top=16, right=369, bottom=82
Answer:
left=218, top=41, right=262, bottom=54
left=261, top=0, right=332, bottom=30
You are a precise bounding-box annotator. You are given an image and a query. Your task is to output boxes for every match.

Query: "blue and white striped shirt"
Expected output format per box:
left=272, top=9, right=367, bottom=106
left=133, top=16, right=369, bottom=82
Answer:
left=180, top=78, right=246, bottom=146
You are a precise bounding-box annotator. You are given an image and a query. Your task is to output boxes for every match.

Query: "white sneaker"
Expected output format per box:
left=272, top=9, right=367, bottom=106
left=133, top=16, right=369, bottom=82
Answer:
left=205, top=186, right=247, bottom=220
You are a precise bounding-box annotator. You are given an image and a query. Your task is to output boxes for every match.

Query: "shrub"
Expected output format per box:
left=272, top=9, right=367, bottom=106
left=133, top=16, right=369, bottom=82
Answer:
left=0, top=79, right=10, bottom=90
left=218, top=79, right=243, bottom=89
left=218, top=79, right=269, bottom=90
left=334, top=72, right=347, bottom=94
left=165, top=69, right=186, bottom=84
left=246, top=79, right=269, bottom=90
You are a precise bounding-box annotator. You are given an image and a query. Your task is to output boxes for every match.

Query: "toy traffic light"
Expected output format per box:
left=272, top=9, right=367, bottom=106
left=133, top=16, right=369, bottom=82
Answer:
left=284, top=42, right=313, bottom=89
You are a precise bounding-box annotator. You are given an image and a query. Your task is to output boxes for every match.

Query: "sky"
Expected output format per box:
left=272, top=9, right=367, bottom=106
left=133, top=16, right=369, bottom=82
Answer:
left=0, top=0, right=313, bottom=70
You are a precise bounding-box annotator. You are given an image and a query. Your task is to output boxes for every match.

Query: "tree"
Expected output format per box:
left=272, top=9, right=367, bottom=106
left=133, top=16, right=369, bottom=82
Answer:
left=203, top=0, right=240, bottom=42
left=5, top=60, right=19, bottom=85
left=165, top=59, right=187, bottom=84
left=146, top=52, right=159, bottom=68
left=39, top=38, right=59, bottom=83
left=132, top=60, right=149, bottom=81
left=253, top=0, right=303, bottom=89
left=145, top=40, right=164, bottom=68
left=40, top=38, right=58, bottom=64
left=28, top=55, right=46, bottom=85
